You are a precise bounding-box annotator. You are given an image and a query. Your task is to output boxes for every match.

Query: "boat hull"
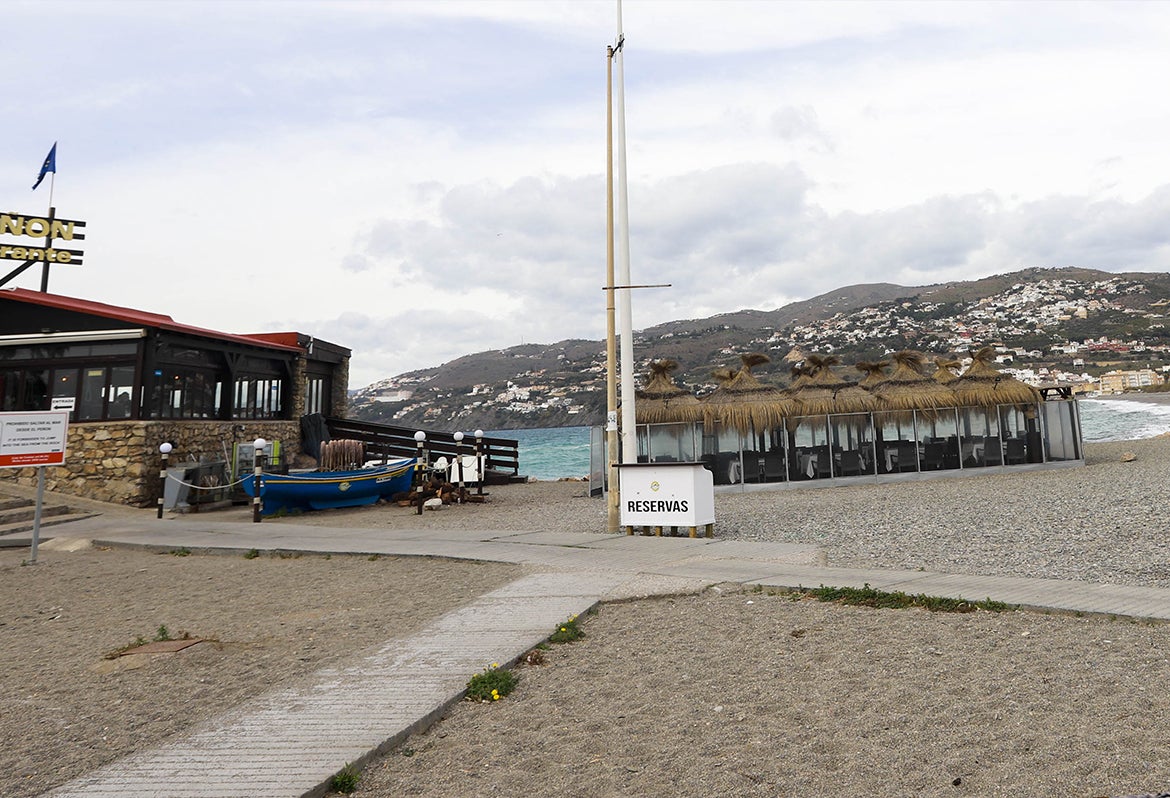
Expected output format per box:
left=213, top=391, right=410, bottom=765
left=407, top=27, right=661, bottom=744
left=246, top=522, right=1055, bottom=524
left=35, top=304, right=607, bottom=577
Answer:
left=241, top=458, right=416, bottom=516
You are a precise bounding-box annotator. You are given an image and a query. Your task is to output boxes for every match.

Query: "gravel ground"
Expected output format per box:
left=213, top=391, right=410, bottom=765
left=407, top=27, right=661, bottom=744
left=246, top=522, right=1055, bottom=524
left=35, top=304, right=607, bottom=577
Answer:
left=715, top=437, right=1170, bottom=588
left=356, top=591, right=1170, bottom=798
left=3, top=438, right=1170, bottom=797
left=278, top=438, right=1170, bottom=588
left=0, top=550, right=522, bottom=798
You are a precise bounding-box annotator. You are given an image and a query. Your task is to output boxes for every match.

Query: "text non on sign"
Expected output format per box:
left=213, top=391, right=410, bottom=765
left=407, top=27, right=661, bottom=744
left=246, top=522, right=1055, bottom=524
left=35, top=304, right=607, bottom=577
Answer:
left=0, top=411, right=70, bottom=468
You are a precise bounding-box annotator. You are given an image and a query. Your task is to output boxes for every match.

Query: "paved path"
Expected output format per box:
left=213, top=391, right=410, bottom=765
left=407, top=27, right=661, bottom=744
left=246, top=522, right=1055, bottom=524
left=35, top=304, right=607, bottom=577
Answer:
left=37, top=514, right=1170, bottom=798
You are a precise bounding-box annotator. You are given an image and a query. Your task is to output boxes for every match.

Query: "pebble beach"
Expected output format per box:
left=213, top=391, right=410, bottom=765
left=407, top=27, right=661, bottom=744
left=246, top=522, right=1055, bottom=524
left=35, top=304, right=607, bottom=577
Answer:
left=282, top=436, right=1170, bottom=589
left=2, top=436, right=1169, bottom=797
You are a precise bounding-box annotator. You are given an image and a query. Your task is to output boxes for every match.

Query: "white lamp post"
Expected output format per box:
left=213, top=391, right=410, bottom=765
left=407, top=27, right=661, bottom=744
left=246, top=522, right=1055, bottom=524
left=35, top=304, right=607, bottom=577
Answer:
left=157, top=442, right=173, bottom=519
left=474, top=429, right=485, bottom=496
left=252, top=438, right=267, bottom=523
left=453, top=431, right=465, bottom=499
left=414, top=431, right=426, bottom=514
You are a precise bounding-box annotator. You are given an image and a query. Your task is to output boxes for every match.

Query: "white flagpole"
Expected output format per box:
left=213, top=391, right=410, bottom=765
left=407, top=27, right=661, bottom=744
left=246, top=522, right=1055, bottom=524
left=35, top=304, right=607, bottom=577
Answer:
left=615, top=0, right=638, bottom=464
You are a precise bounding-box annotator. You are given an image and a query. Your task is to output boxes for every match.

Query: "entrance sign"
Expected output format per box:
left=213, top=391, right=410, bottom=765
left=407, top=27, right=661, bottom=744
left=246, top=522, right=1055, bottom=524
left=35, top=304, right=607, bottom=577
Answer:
left=0, top=411, right=70, bottom=468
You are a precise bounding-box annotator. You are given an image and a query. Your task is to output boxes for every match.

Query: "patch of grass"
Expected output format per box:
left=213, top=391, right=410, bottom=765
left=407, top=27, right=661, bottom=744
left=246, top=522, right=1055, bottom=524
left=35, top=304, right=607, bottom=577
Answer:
left=807, top=583, right=1016, bottom=613
left=103, top=634, right=149, bottom=658
left=169, top=547, right=191, bottom=557
left=104, top=625, right=190, bottom=659
left=243, top=548, right=260, bottom=560
left=466, top=662, right=517, bottom=702
left=268, top=507, right=302, bottom=519
left=548, top=614, right=585, bottom=644
left=329, top=763, right=360, bottom=794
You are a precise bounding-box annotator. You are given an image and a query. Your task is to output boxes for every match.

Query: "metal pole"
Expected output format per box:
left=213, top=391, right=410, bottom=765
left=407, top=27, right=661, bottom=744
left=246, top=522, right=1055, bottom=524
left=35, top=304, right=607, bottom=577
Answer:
left=604, top=44, right=620, bottom=534
left=40, top=206, right=55, bottom=293
left=614, top=7, right=638, bottom=464
left=28, top=466, right=46, bottom=564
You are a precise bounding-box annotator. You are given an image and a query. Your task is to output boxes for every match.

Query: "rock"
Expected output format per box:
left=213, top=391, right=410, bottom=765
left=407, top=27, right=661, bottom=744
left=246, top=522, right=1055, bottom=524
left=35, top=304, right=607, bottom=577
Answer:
left=1121, top=451, right=1137, bottom=462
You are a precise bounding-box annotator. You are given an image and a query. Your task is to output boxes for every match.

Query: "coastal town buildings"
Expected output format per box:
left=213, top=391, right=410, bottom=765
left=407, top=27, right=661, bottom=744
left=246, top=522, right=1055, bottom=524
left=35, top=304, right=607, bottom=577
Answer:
left=1098, top=368, right=1165, bottom=393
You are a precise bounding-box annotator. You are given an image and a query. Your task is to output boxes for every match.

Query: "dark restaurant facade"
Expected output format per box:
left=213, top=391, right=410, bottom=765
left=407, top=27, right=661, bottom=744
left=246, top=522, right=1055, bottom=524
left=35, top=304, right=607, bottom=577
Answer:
left=0, top=288, right=350, bottom=505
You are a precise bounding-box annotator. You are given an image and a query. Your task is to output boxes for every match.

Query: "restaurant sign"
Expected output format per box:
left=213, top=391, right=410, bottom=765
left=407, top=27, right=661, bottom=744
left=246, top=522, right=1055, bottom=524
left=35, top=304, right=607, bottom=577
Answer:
left=0, top=212, right=86, bottom=266
left=0, top=411, right=70, bottom=468
left=617, top=462, right=715, bottom=528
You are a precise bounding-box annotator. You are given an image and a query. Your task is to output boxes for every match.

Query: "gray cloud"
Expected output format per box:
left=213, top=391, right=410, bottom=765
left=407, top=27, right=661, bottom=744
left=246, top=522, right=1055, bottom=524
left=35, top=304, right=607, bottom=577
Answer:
left=319, top=163, right=1170, bottom=386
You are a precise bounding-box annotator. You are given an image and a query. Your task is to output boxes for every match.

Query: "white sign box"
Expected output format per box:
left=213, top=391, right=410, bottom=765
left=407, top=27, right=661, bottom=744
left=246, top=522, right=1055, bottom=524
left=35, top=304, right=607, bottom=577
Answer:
left=618, top=462, right=715, bottom=528
left=0, top=411, right=70, bottom=468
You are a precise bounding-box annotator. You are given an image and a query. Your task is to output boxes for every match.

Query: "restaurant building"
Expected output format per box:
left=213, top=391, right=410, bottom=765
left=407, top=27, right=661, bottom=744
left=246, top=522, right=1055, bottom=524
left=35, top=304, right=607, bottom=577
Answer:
left=0, top=288, right=349, bottom=505
left=631, top=351, right=1084, bottom=491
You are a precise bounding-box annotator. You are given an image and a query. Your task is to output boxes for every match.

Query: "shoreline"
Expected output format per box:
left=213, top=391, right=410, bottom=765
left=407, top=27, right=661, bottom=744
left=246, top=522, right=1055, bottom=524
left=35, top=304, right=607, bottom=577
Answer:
left=1082, top=390, right=1170, bottom=406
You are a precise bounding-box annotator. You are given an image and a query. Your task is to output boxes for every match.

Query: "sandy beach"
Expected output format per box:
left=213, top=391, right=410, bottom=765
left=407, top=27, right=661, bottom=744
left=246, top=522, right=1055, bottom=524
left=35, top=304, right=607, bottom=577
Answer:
left=2, top=438, right=1169, bottom=797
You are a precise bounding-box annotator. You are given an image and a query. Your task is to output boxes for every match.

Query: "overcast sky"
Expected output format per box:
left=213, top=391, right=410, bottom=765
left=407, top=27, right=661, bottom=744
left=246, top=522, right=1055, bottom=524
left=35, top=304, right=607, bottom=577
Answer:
left=4, top=0, right=1170, bottom=387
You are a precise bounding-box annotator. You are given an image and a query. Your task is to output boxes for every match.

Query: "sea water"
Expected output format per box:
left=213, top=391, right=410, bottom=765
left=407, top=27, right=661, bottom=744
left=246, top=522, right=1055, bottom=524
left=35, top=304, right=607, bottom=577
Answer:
left=491, top=426, right=592, bottom=482
left=502, top=400, right=1170, bottom=480
left=1078, top=397, right=1170, bottom=442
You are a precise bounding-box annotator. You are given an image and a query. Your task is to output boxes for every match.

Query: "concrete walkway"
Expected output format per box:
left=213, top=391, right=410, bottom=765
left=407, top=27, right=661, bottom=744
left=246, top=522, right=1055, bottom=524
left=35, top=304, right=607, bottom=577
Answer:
left=37, top=514, right=1170, bottom=798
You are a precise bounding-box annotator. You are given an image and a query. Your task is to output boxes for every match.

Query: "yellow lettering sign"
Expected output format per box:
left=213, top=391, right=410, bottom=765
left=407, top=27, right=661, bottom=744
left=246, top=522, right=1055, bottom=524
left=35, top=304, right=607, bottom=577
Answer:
left=0, top=213, right=78, bottom=241
left=0, top=245, right=78, bottom=264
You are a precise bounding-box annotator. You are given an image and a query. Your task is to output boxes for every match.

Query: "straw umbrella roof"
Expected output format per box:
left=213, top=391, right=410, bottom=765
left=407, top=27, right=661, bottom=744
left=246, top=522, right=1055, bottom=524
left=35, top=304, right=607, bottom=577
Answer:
left=700, top=353, right=794, bottom=433
left=787, top=354, right=879, bottom=417
left=931, top=357, right=962, bottom=385
left=869, top=351, right=958, bottom=413
left=635, top=359, right=701, bottom=424
left=951, top=347, right=1042, bottom=407
left=854, top=360, right=890, bottom=390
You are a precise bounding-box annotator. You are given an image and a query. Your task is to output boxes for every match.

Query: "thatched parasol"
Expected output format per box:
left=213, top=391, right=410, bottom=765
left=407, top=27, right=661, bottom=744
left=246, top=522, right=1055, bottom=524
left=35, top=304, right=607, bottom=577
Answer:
left=931, top=357, right=961, bottom=385
left=700, top=353, right=794, bottom=434
left=635, top=359, right=701, bottom=424
left=787, top=354, right=879, bottom=418
left=951, top=347, right=1042, bottom=408
left=870, top=351, right=958, bottom=416
left=854, top=360, right=890, bottom=390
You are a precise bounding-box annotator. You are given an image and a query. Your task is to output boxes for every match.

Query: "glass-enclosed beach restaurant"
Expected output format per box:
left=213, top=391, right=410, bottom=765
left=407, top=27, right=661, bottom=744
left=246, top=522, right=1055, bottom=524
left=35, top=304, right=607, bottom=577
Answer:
left=633, top=388, right=1082, bottom=491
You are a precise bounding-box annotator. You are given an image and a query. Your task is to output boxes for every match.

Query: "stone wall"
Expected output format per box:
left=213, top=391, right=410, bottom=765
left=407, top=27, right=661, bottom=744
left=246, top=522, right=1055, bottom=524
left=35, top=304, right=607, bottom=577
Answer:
left=0, top=420, right=300, bottom=507
left=331, top=358, right=349, bottom=417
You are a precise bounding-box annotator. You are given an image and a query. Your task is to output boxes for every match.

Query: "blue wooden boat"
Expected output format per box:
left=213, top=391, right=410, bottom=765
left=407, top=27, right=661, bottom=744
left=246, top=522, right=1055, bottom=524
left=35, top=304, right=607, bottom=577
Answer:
left=241, top=457, right=416, bottom=516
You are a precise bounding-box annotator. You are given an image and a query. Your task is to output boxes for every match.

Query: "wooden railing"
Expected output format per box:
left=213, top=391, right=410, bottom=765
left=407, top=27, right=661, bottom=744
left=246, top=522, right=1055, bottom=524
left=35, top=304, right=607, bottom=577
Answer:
left=324, top=417, right=521, bottom=479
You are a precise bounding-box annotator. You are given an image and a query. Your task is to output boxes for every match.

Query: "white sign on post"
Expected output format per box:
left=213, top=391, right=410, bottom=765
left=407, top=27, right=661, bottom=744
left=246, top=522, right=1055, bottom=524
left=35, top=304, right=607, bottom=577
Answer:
left=0, top=411, right=70, bottom=565
left=0, top=411, right=70, bottom=469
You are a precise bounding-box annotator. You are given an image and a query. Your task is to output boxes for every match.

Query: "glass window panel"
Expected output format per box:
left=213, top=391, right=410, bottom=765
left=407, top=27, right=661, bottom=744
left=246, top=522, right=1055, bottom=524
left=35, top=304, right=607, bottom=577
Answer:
left=0, top=370, right=17, bottom=411
left=1041, top=400, right=1080, bottom=461
left=78, top=368, right=106, bottom=420
left=107, top=366, right=134, bottom=419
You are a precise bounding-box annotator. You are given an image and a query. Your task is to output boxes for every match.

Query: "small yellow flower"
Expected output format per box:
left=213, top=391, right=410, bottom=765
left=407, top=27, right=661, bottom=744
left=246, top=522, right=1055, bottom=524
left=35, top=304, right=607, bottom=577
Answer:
left=491, top=689, right=500, bottom=700
left=490, top=662, right=499, bottom=669
left=560, top=627, right=567, bottom=632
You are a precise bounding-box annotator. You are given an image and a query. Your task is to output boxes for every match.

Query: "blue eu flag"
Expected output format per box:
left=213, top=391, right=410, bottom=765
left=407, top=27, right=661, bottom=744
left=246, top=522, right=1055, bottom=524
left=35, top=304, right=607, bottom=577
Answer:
left=33, top=142, right=57, bottom=190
